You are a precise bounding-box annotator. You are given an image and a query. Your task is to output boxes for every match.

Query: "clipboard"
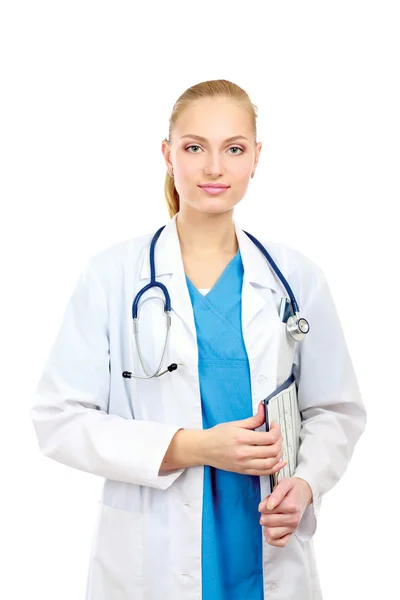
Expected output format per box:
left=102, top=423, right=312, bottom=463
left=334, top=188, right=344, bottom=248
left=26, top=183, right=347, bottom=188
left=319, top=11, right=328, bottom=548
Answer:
left=263, top=373, right=301, bottom=492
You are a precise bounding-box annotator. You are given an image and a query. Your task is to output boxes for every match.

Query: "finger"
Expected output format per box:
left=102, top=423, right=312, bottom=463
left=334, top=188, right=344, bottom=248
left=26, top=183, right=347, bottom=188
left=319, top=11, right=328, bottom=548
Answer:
left=242, top=428, right=281, bottom=445
left=244, top=459, right=288, bottom=477
left=269, top=421, right=281, bottom=433
left=259, top=512, right=297, bottom=528
left=263, top=526, right=293, bottom=540
left=241, top=441, right=283, bottom=460
left=265, top=478, right=294, bottom=510
left=230, top=402, right=265, bottom=429
left=264, top=530, right=292, bottom=547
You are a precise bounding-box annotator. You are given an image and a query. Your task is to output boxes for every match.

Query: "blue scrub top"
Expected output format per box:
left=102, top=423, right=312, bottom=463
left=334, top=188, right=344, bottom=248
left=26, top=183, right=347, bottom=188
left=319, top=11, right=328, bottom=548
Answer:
left=186, top=249, right=264, bottom=600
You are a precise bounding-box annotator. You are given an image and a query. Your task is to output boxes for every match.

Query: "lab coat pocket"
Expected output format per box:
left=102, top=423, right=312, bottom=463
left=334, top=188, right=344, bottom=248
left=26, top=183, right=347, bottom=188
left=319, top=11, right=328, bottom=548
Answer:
left=87, top=503, right=144, bottom=600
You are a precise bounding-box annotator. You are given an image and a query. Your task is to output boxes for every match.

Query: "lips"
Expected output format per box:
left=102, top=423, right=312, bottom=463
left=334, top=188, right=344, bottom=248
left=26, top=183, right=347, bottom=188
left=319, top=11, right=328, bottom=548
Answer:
left=198, top=184, right=229, bottom=189
left=198, top=185, right=230, bottom=195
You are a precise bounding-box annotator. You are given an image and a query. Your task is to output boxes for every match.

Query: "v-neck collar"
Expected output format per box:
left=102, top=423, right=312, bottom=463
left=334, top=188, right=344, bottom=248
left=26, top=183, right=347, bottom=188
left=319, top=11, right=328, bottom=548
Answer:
left=185, top=249, right=241, bottom=299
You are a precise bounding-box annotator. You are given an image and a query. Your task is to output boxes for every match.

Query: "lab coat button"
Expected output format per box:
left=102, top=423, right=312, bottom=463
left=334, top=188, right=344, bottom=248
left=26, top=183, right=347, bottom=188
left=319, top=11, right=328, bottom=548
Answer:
left=258, top=375, right=267, bottom=384
left=265, top=581, right=278, bottom=592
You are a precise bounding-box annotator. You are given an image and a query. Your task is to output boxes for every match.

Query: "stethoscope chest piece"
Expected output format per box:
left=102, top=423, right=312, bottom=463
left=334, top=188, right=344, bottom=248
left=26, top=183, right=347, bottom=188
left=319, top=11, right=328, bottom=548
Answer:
left=286, top=315, right=310, bottom=342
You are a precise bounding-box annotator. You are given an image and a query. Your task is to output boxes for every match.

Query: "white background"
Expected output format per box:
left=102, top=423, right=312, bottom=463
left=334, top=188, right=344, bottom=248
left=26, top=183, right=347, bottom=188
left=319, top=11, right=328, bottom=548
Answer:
left=1, top=1, right=399, bottom=598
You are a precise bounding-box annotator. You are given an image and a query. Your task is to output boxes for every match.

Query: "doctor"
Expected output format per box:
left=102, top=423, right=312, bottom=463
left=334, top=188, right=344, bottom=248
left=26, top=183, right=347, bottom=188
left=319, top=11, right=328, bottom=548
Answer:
left=30, top=79, right=367, bottom=600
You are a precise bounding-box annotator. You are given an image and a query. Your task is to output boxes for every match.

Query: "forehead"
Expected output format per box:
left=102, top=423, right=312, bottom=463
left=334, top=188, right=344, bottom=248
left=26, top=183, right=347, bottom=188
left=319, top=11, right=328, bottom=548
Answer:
left=174, top=97, right=252, bottom=139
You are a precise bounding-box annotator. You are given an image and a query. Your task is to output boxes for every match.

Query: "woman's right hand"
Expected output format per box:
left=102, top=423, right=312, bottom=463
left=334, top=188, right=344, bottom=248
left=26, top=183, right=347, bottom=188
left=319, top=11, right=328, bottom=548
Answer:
left=202, top=402, right=287, bottom=476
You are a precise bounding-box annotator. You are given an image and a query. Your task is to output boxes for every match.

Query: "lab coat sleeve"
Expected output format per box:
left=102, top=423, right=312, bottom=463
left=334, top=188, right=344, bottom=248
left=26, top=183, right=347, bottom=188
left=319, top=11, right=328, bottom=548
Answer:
left=292, top=274, right=367, bottom=542
left=30, top=261, right=186, bottom=490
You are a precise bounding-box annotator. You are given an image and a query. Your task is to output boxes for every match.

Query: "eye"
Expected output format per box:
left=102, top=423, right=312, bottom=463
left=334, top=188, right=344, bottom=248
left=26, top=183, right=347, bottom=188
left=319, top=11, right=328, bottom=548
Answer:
left=185, top=145, right=244, bottom=155
left=229, top=146, right=243, bottom=155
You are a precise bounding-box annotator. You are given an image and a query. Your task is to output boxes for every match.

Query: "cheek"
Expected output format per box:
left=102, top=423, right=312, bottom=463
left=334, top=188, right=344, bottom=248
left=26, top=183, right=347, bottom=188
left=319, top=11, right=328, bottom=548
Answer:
left=176, top=163, right=198, bottom=183
left=230, top=162, right=253, bottom=183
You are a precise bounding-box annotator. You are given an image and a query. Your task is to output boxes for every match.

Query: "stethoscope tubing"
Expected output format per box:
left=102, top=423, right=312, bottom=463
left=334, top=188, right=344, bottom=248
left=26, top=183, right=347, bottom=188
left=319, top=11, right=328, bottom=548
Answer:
left=128, top=225, right=308, bottom=379
left=133, top=225, right=301, bottom=318
left=242, top=230, right=299, bottom=314
left=132, top=226, right=171, bottom=319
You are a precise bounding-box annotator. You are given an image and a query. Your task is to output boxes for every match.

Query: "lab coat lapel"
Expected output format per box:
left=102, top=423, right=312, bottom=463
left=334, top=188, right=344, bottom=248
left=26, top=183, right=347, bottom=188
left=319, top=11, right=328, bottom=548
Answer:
left=138, top=214, right=294, bottom=392
left=139, top=215, right=280, bottom=329
left=139, top=214, right=282, bottom=339
left=234, top=220, right=280, bottom=331
left=234, top=221, right=296, bottom=399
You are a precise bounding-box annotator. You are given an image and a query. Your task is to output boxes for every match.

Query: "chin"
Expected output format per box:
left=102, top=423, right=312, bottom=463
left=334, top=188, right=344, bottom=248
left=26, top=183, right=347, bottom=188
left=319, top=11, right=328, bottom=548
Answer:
left=180, top=190, right=242, bottom=214
left=196, top=201, right=238, bottom=214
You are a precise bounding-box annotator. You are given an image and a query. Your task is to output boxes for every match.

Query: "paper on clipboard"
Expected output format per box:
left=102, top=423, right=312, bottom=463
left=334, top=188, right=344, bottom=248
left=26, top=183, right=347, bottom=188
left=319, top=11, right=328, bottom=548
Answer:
left=263, top=374, right=301, bottom=489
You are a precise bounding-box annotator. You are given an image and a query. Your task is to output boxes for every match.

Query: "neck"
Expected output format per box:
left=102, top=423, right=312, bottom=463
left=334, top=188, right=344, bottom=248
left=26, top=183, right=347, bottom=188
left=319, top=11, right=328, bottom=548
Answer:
left=175, top=209, right=238, bottom=257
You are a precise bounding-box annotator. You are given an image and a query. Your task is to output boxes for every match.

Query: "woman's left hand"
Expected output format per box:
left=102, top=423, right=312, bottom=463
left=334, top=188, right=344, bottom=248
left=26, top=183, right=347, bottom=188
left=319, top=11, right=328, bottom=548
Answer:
left=258, top=477, right=313, bottom=547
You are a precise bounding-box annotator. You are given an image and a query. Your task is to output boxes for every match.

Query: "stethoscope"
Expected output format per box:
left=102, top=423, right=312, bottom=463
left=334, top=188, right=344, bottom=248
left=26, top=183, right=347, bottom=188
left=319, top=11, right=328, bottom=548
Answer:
left=122, top=225, right=310, bottom=380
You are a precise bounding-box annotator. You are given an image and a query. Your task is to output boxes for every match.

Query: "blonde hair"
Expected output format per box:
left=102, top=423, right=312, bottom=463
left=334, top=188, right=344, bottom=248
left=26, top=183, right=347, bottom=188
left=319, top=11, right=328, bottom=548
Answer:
left=164, top=79, right=259, bottom=219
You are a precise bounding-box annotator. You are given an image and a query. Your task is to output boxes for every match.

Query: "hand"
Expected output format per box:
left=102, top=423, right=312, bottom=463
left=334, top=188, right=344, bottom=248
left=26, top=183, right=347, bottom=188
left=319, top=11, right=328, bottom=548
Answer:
left=258, top=477, right=313, bottom=547
left=203, top=402, right=288, bottom=476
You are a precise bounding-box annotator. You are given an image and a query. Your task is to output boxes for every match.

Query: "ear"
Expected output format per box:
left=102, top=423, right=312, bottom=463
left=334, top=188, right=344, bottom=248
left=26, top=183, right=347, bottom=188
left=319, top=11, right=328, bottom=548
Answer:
left=252, top=141, right=263, bottom=175
left=161, top=138, right=172, bottom=171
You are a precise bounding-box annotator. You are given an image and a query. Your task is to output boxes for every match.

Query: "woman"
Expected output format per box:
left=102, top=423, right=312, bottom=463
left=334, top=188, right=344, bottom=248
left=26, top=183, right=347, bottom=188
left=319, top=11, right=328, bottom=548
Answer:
left=31, top=79, right=367, bottom=600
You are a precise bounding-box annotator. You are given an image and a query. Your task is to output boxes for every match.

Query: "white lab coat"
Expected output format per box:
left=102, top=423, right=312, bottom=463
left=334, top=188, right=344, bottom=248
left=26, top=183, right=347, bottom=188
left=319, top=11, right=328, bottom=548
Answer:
left=30, top=213, right=366, bottom=600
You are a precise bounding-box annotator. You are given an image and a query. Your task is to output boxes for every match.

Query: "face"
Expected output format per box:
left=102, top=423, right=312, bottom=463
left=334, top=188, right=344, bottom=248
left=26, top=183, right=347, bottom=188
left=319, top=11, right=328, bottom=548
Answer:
left=161, top=97, right=262, bottom=215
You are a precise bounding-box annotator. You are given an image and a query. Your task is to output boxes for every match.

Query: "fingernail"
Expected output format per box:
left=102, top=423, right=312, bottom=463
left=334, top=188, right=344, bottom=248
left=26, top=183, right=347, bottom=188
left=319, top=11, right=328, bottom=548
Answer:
left=267, top=499, right=276, bottom=510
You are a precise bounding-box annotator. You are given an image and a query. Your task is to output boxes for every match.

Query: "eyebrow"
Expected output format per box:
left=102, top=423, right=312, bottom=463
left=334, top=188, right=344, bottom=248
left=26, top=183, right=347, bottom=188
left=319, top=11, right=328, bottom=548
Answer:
left=180, top=134, right=250, bottom=143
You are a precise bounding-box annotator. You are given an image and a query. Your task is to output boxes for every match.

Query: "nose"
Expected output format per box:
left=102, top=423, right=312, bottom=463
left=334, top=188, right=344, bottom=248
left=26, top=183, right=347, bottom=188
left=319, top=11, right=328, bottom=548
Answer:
left=203, top=150, right=225, bottom=177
